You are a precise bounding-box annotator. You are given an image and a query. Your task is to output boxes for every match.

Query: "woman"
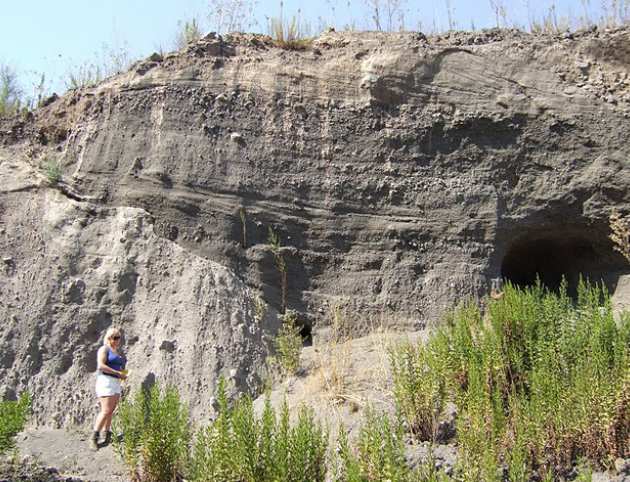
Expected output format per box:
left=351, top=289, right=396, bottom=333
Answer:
left=91, top=327, right=127, bottom=450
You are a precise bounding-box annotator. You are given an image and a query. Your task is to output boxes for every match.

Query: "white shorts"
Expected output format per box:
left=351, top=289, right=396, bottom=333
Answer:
left=95, top=373, right=122, bottom=397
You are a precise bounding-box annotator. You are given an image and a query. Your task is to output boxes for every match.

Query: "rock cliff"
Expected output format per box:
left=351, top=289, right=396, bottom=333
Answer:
left=1, top=26, right=629, bottom=426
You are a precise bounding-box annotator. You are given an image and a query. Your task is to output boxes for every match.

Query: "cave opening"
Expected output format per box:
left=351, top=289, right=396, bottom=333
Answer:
left=500, top=231, right=625, bottom=297
left=300, top=321, right=313, bottom=347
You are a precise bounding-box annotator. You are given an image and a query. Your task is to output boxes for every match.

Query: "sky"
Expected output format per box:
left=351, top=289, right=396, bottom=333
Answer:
left=0, top=1, right=612, bottom=97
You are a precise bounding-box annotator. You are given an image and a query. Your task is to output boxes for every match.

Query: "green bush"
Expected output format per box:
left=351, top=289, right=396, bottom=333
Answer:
left=391, top=280, right=630, bottom=480
left=113, top=385, right=191, bottom=482
left=0, top=393, right=30, bottom=455
left=43, top=158, right=62, bottom=185
left=390, top=339, right=449, bottom=442
left=274, top=310, right=303, bottom=375
left=334, top=410, right=451, bottom=482
left=343, top=409, right=411, bottom=482
left=190, top=378, right=328, bottom=482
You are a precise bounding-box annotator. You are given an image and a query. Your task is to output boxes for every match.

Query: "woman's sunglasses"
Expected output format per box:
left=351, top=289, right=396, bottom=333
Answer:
left=111, top=335, right=121, bottom=340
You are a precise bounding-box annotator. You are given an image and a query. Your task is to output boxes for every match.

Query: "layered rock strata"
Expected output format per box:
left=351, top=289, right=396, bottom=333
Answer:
left=1, top=27, right=629, bottom=426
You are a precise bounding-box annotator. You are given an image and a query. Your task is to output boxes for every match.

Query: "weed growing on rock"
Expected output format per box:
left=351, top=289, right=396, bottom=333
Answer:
left=174, top=18, right=203, bottom=50
left=268, top=9, right=313, bottom=50
left=273, top=309, right=303, bottom=375
left=190, top=378, right=328, bottom=482
left=42, top=158, right=62, bottom=185
left=0, top=393, right=30, bottom=455
left=391, top=280, right=630, bottom=479
left=64, top=42, right=132, bottom=90
left=113, top=385, right=191, bottom=482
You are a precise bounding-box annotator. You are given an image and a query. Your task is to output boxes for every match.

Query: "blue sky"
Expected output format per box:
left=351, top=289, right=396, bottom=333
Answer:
left=0, top=1, right=609, bottom=96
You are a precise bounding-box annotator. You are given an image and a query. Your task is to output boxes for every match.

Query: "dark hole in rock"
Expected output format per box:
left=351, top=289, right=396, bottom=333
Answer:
left=159, top=340, right=176, bottom=353
left=501, top=231, right=625, bottom=297
left=300, top=321, right=313, bottom=347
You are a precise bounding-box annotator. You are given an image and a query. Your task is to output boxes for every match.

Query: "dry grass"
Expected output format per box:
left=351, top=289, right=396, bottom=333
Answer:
left=308, top=305, right=421, bottom=413
left=268, top=14, right=313, bottom=50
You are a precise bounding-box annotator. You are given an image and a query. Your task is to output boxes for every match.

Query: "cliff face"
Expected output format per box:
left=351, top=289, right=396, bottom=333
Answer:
left=0, top=158, right=271, bottom=426
left=1, top=27, right=629, bottom=426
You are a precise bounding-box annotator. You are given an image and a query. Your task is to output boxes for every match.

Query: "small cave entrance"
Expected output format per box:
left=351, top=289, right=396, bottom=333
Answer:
left=500, top=229, right=626, bottom=297
left=300, top=321, right=313, bottom=347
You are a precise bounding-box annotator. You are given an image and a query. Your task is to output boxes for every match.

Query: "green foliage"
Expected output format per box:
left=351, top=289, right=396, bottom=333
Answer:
left=390, top=338, right=449, bottom=441
left=0, top=393, right=30, bottom=455
left=354, top=409, right=411, bottom=481
left=43, top=158, right=62, bottom=185
left=335, top=411, right=451, bottom=482
left=273, top=310, right=303, bottom=375
left=113, top=385, right=191, bottom=482
left=390, top=280, right=630, bottom=479
left=190, top=378, right=328, bottom=482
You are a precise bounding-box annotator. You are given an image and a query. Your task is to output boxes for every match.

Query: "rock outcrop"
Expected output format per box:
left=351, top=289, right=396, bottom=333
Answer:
left=0, top=158, right=271, bottom=426
left=1, top=26, right=629, bottom=427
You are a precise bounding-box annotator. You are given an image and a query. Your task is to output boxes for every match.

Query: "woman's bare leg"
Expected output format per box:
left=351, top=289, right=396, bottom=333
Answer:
left=103, top=394, right=120, bottom=432
left=94, top=397, right=110, bottom=432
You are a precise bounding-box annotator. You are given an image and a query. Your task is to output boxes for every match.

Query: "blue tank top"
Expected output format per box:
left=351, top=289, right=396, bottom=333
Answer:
left=104, top=347, right=126, bottom=378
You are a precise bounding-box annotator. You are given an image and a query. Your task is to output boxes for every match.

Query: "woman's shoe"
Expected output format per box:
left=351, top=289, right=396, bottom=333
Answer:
left=104, top=431, right=112, bottom=446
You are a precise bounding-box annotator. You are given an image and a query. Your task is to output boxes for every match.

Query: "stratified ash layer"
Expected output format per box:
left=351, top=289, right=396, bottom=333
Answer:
left=0, top=26, right=629, bottom=427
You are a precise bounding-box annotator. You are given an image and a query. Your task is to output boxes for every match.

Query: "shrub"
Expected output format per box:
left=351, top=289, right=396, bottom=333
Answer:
left=354, top=409, right=411, bottom=481
left=391, top=280, right=630, bottom=479
left=273, top=309, right=303, bottom=375
left=43, top=158, right=62, bottom=185
left=0, top=393, right=30, bottom=455
left=113, top=385, right=191, bottom=482
left=390, top=338, right=449, bottom=441
left=190, top=378, right=328, bottom=482
left=334, top=410, right=451, bottom=482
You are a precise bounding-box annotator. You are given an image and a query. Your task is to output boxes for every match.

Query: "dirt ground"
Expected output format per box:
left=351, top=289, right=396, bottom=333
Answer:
left=11, top=428, right=127, bottom=482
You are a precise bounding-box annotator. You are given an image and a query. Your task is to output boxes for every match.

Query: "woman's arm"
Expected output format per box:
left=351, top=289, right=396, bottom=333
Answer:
left=96, top=346, right=126, bottom=378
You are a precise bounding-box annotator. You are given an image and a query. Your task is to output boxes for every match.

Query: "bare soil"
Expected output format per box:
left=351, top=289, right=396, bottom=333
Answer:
left=4, top=428, right=127, bottom=482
